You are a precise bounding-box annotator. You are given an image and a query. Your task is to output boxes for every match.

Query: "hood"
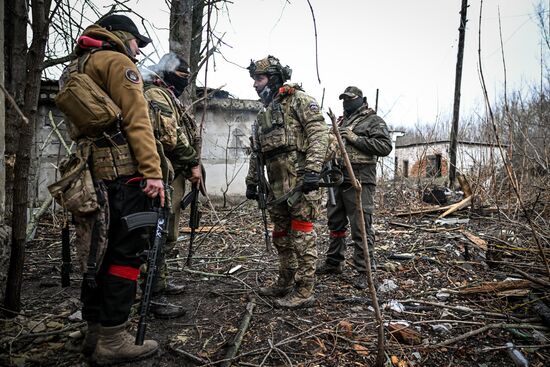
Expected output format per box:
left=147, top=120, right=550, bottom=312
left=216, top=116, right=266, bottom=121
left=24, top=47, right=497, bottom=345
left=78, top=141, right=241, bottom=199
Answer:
left=75, top=25, right=130, bottom=58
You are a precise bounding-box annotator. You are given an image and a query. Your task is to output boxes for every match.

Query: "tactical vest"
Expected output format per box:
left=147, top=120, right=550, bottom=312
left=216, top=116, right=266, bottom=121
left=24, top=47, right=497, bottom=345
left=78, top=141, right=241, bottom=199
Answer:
left=143, top=84, right=180, bottom=151
left=344, top=109, right=379, bottom=165
left=257, top=100, right=298, bottom=160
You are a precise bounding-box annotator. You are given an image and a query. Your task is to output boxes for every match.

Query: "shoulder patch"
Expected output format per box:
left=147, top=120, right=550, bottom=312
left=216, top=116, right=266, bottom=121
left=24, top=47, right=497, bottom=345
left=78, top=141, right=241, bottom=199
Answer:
left=125, top=68, right=141, bottom=84
left=308, top=101, right=320, bottom=113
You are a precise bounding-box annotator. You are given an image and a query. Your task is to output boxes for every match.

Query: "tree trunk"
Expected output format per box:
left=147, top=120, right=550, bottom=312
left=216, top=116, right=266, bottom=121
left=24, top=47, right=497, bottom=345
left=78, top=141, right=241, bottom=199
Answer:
left=3, top=0, right=28, bottom=222
left=448, top=0, right=468, bottom=188
left=4, top=0, right=52, bottom=316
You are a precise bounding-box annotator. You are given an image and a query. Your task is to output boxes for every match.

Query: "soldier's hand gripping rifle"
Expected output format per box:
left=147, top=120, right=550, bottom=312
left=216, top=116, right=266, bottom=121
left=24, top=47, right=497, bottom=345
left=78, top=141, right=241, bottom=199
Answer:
left=251, top=124, right=272, bottom=252
left=121, top=181, right=172, bottom=346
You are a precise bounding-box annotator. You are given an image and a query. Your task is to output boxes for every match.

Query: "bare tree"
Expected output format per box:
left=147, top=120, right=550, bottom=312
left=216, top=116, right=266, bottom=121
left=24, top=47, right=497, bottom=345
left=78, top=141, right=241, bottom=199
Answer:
left=3, top=0, right=57, bottom=316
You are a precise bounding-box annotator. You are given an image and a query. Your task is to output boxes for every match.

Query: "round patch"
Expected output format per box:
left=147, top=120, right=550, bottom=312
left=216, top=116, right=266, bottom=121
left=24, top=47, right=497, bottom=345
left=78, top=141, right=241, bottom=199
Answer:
left=125, top=68, right=141, bottom=84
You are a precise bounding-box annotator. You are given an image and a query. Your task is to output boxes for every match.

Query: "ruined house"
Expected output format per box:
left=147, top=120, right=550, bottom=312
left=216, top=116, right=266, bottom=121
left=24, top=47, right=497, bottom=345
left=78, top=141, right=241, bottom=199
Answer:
left=394, top=137, right=505, bottom=180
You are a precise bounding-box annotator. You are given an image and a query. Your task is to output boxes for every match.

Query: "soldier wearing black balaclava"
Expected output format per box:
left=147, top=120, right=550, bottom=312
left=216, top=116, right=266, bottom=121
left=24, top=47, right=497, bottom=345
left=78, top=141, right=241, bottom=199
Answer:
left=317, top=86, right=392, bottom=290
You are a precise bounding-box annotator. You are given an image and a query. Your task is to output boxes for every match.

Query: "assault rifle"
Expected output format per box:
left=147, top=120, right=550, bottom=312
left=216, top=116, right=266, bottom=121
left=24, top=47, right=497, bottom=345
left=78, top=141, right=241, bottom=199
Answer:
left=181, top=184, right=201, bottom=267
left=121, top=182, right=172, bottom=346
left=251, top=124, right=272, bottom=252
left=323, top=160, right=337, bottom=206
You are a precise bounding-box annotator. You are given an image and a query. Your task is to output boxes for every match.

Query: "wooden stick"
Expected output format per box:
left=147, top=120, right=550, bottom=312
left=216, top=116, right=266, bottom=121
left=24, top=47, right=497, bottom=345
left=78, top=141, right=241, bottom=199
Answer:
left=394, top=204, right=454, bottom=217
left=431, top=323, right=548, bottom=348
left=327, top=108, right=385, bottom=367
left=438, top=195, right=472, bottom=218
left=221, top=298, right=256, bottom=367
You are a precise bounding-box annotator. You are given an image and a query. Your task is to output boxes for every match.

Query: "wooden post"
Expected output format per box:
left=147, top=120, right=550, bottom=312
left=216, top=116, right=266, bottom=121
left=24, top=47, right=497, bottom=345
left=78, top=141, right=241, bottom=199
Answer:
left=449, top=0, right=468, bottom=188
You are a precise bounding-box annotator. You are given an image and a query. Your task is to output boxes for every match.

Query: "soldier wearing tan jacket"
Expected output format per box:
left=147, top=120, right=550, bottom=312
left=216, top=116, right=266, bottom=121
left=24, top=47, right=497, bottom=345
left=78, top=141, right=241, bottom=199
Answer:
left=59, top=14, right=163, bottom=365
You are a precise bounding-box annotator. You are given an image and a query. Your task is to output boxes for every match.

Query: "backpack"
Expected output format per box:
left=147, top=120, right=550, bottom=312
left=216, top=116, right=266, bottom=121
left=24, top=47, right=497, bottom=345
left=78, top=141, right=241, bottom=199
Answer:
left=55, top=52, right=122, bottom=140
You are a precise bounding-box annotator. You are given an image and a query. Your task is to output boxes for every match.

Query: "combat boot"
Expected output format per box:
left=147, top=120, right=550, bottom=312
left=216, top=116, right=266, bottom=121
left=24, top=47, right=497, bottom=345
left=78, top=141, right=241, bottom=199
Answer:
left=161, top=280, right=185, bottom=295
left=81, top=322, right=100, bottom=357
left=93, top=323, right=158, bottom=365
left=258, top=269, right=295, bottom=297
left=274, top=280, right=315, bottom=308
left=316, top=262, right=343, bottom=275
left=150, top=295, right=186, bottom=319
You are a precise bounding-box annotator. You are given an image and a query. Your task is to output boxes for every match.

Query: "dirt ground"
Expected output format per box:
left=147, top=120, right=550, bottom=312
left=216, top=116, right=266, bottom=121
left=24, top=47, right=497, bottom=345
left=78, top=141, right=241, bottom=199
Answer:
left=1, top=185, right=549, bottom=367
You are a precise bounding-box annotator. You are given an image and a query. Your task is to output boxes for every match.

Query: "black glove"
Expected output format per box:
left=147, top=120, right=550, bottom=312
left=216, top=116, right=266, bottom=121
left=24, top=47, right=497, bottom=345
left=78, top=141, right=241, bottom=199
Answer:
left=302, top=171, right=320, bottom=194
left=246, top=184, right=259, bottom=200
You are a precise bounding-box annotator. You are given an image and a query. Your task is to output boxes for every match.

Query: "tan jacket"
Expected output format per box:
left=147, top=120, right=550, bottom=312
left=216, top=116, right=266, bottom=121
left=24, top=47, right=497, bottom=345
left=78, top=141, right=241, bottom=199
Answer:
left=78, top=25, right=162, bottom=179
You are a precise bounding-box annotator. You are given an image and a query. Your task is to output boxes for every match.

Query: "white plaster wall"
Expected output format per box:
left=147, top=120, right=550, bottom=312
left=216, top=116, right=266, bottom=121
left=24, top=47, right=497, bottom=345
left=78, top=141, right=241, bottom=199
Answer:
left=394, top=141, right=504, bottom=177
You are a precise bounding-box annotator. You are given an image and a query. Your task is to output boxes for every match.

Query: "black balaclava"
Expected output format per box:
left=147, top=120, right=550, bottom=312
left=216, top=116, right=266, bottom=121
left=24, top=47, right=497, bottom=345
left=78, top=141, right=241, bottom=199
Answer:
left=258, top=74, right=283, bottom=105
left=343, top=97, right=364, bottom=117
left=164, top=72, right=188, bottom=97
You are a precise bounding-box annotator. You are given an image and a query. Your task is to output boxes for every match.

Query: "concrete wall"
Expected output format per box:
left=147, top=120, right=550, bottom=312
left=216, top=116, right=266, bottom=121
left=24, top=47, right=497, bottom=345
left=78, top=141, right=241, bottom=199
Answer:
left=196, top=98, right=261, bottom=196
left=31, top=89, right=262, bottom=205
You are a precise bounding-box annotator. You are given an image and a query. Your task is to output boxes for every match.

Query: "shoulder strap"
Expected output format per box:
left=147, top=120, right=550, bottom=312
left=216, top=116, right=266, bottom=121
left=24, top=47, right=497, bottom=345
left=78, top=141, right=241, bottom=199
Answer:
left=67, top=52, right=92, bottom=76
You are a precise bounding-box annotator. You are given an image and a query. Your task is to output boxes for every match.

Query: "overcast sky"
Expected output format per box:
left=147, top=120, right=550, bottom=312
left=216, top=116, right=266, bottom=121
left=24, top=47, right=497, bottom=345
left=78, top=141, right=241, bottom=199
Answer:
left=95, top=0, right=545, bottom=128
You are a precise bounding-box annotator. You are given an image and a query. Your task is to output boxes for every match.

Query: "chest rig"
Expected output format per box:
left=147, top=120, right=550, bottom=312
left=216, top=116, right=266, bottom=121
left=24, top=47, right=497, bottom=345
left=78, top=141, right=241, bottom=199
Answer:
left=343, top=108, right=378, bottom=165
left=257, top=94, right=307, bottom=161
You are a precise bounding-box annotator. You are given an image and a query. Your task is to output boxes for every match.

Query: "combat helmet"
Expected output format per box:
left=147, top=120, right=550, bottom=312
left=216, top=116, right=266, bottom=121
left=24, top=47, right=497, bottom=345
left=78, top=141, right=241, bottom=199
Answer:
left=247, top=55, right=292, bottom=81
left=248, top=55, right=292, bottom=104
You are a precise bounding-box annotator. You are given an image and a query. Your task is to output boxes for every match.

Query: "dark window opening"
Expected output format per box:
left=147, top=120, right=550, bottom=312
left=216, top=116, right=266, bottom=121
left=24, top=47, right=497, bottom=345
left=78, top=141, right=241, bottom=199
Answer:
left=427, top=154, right=442, bottom=177
left=403, top=160, right=409, bottom=178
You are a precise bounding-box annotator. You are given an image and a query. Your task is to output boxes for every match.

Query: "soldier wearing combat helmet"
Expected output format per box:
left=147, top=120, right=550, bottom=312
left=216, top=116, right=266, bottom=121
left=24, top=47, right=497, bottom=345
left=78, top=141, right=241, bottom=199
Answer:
left=245, top=55, right=330, bottom=308
left=56, top=14, right=162, bottom=364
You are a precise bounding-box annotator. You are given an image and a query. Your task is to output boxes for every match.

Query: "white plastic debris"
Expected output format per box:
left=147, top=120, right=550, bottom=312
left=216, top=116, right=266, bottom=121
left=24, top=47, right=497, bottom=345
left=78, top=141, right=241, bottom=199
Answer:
left=430, top=323, right=452, bottom=334
left=68, top=310, right=82, bottom=322
left=435, top=218, right=470, bottom=225
left=228, top=265, right=242, bottom=274
left=383, top=300, right=405, bottom=313
left=377, top=279, right=398, bottom=293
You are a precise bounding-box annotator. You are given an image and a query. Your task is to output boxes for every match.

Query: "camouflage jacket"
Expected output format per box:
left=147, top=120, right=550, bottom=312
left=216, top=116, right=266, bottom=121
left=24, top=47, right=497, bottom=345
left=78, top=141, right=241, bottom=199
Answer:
left=340, top=104, right=392, bottom=184
left=246, top=83, right=330, bottom=199
left=143, top=83, right=199, bottom=180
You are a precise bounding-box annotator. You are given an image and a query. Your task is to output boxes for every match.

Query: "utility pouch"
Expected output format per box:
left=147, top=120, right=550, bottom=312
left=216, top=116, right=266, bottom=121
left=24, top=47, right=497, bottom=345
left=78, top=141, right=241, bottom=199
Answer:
left=91, top=131, right=137, bottom=180
left=48, top=141, right=99, bottom=216
left=55, top=54, right=122, bottom=139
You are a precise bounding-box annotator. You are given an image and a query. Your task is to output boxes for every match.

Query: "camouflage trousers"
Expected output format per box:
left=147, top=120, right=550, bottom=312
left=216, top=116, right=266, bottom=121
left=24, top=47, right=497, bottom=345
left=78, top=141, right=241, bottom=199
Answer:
left=268, top=190, right=322, bottom=288
left=150, top=174, right=186, bottom=293
left=325, top=183, right=376, bottom=272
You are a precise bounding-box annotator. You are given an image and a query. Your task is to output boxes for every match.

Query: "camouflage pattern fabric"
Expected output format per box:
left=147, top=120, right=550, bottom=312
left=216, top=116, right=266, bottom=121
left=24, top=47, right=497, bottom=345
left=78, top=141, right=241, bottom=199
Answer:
left=142, top=83, right=200, bottom=293
left=268, top=188, right=322, bottom=292
left=246, top=83, right=329, bottom=298
left=73, top=182, right=109, bottom=273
